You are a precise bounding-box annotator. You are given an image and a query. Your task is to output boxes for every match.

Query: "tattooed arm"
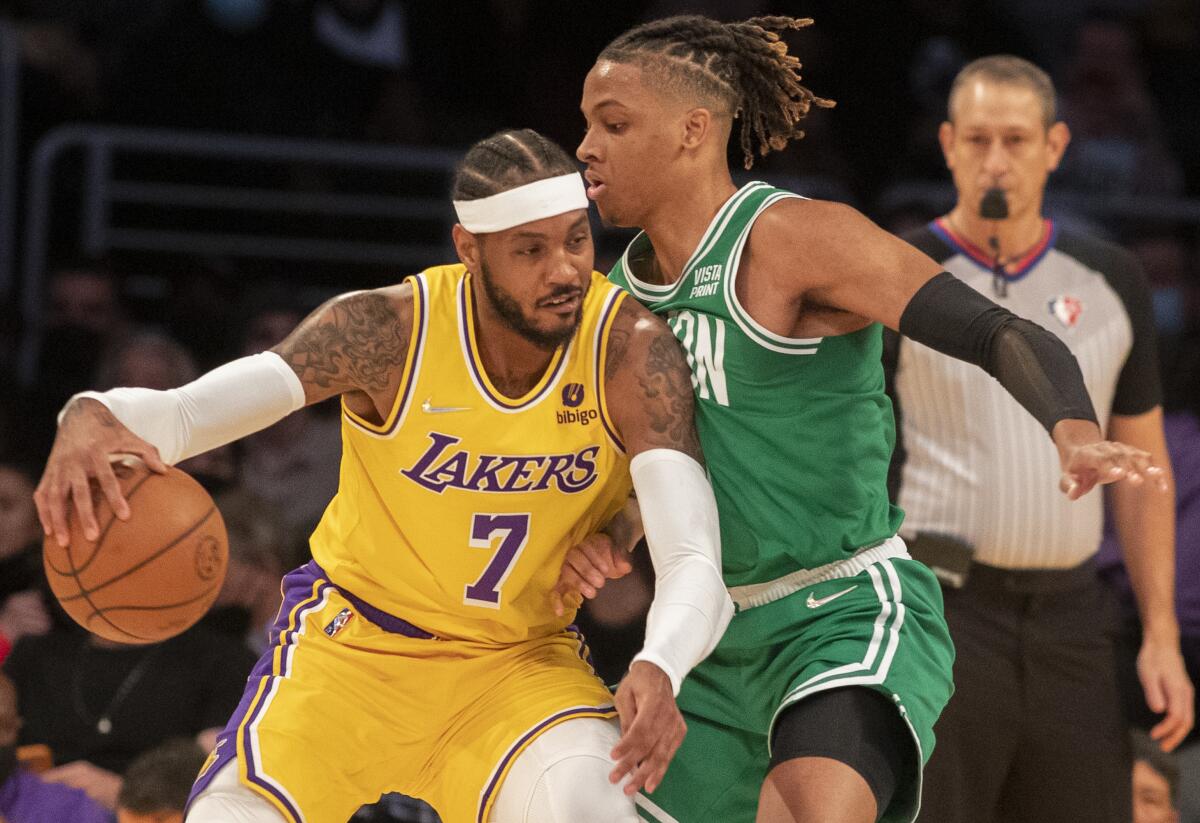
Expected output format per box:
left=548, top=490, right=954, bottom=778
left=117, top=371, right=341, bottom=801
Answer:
left=595, top=297, right=732, bottom=797
left=272, top=283, right=414, bottom=422
left=603, top=297, right=703, bottom=463
left=35, top=284, right=414, bottom=545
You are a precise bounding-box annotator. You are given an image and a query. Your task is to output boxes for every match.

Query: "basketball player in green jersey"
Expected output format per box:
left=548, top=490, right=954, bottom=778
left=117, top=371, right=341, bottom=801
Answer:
left=564, top=14, right=1167, bottom=823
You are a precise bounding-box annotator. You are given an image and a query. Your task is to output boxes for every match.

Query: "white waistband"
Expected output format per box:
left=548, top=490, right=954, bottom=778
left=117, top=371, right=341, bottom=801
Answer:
left=727, top=536, right=910, bottom=611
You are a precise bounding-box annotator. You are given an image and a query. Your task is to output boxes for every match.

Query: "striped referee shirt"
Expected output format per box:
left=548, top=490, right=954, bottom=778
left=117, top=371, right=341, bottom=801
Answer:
left=885, top=219, right=1161, bottom=569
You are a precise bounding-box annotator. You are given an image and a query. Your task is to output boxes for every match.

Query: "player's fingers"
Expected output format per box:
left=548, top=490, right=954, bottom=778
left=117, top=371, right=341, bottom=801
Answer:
left=618, top=715, right=684, bottom=796
left=640, top=720, right=686, bottom=795
left=549, top=586, right=582, bottom=617
left=69, top=473, right=99, bottom=542
left=138, top=444, right=168, bottom=474
left=579, top=536, right=614, bottom=577
left=91, top=452, right=129, bottom=521
left=43, top=478, right=72, bottom=547
left=555, top=565, right=587, bottom=596
left=613, top=552, right=633, bottom=576
left=1061, top=471, right=1096, bottom=500
left=565, top=554, right=603, bottom=596
left=32, top=481, right=54, bottom=537
left=612, top=684, right=636, bottom=739
left=611, top=697, right=664, bottom=765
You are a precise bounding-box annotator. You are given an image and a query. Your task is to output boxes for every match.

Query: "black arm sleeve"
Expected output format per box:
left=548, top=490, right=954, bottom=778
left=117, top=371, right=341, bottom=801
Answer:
left=898, top=272, right=1098, bottom=432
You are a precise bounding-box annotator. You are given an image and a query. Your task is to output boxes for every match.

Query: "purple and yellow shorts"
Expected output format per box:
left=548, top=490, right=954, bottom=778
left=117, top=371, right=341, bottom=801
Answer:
left=188, top=561, right=615, bottom=823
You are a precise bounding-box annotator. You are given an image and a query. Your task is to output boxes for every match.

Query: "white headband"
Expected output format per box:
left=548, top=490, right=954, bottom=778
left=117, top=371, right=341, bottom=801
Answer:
left=453, top=172, right=588, bottom=234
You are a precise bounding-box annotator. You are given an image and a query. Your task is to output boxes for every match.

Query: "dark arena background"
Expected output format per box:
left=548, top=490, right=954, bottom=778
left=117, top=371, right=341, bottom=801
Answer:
left=0, top=2, right=1197, bottom=822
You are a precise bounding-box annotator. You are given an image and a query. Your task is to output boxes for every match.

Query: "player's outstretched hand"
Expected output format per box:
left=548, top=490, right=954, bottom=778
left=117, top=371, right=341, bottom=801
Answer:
left=551, top=533, right=633, bottom=616
left=1052, top=420, right=1166, bottom=500
left=34, top=398, right=168, bottom=548
left=610, top=661, right=685, bottom=797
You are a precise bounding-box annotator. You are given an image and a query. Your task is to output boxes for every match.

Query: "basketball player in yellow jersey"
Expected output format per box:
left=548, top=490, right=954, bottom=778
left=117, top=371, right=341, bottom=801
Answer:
left=35, top=129, right=734, bottom=823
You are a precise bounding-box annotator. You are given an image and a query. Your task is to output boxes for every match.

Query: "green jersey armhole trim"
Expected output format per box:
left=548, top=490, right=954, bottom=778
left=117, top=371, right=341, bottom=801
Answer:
left=619, top=181, right=771, bottom=304
left=723, top=191, right=823, bottom=355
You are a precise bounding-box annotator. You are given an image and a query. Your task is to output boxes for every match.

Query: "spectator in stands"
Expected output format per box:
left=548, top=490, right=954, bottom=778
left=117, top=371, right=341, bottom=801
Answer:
left=307, top=0, right=428, bottom=143
left=0, top=463, right=50, bottom=666
left=1132, top=728, right=1182, bottom=823
left=94, top=331, right=197, bottom=393
left=25, top=260, right=127, bottom=461
left=236, top=301, right=340, bottom=542
left=93, top=329, right=237, bottom=493
left=116, top=739, right=206, bottom=823
left=201, top=489, right=290, bottom=654
left=0, top=672, right=112, bottom=822
left=1056, top=12, right=1185, bottom=196
left=2, top=623, right=254, bottom=810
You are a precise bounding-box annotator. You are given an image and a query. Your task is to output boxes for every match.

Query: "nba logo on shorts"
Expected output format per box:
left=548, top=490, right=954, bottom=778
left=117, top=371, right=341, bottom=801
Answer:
left=562, top=383, right=585, bottom=407
left=324, top=608, right=354, bottom=637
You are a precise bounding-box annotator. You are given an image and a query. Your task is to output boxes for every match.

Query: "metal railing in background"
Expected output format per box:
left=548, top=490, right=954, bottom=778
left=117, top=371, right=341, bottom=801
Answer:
left=18, top=124, right=462, bottom=383
left=0, top=18, right=21, bottom=299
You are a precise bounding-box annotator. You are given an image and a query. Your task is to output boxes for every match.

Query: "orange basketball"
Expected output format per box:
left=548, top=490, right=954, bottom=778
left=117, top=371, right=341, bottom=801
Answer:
left=43, top=457, right=228, bottom=644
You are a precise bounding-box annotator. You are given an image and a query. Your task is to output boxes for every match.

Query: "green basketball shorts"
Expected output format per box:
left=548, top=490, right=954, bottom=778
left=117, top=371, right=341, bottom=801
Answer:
left=635, top=541, right=955, bottom=823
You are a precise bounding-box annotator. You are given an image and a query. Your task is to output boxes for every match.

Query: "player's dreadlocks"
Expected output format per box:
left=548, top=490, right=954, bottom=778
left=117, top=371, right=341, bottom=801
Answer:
left=452, top=129, right=578, bottom=200
left=600, top=15, right=835, bottom=169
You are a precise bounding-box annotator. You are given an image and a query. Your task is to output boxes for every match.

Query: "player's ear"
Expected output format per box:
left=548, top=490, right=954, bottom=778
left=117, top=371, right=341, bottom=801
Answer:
left=452, top=224, right=481, bottom=274
left=682, top=107, right=714, bottom=151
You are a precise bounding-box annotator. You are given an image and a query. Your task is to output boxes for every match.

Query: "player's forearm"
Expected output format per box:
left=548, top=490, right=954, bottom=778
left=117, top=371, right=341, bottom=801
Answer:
left=899, top=272, right=1098, bottom=433
left=60, top=352, right=306, bottom=465
left=629, top=449, right=734, bottom=695
left=1111, top=471, right=1179, bottom=642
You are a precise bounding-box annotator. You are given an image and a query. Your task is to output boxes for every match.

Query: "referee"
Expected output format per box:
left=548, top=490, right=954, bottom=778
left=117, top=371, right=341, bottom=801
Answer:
left=887, top=56, right=1194, bottom=822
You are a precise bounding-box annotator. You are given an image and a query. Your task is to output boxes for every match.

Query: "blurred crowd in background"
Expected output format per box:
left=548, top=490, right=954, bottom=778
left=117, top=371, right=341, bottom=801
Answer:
left=0, top=1, right=1197, bottom=821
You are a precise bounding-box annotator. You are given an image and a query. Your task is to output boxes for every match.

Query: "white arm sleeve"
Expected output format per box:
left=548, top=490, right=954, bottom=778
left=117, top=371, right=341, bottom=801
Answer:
left=59, top=351, right=307, bottom=466
left=628, top=449, right=734, bottom=696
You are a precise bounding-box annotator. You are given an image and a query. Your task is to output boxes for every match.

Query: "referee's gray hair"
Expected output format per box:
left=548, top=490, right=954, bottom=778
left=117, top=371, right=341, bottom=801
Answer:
left=948, top=55, right=1057, bottom=128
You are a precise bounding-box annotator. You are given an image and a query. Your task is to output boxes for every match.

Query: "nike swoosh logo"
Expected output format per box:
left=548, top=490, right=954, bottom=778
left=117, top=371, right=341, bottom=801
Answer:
left=422, top=398, right=472, bottom=414
left=805, top=584, right=858, bottom=609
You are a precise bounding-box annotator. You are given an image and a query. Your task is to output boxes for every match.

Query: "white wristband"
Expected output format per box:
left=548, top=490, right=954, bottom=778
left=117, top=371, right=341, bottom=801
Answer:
left=61, top=351, right=306, bottom=465
left=628, top=449, right=734, bottom=696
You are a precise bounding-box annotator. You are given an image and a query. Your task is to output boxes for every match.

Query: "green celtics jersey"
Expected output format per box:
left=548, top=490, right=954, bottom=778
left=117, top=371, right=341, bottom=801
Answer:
left=609, top=181, right=903, bottom=587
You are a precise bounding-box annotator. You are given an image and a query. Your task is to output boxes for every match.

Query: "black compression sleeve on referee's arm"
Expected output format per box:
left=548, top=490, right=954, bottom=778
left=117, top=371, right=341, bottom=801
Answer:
left=898, top=272, right=1098, bottom=432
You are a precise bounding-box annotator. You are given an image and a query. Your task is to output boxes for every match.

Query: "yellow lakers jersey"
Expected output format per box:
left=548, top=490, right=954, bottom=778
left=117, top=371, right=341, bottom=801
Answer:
left=309, top=265, right=632, bottom=644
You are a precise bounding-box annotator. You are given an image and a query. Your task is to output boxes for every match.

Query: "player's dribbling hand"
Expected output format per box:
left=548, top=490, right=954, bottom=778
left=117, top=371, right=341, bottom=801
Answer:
left=551, top=533, right=633, bottom=616
left=610, top=661, right=685, bottom=797
left=1052, top=420, right=1166, bottom=500
left=34, top=397, right=168, bottom=547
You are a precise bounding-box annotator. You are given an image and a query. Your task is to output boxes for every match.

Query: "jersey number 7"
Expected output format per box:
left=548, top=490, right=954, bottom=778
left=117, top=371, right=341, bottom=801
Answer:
left=464, top=513, right=531, bottom=608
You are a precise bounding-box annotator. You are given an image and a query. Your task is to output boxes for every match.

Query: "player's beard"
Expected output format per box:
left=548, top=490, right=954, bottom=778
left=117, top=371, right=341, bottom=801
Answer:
left=478, top=260, right=583, bottom=350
